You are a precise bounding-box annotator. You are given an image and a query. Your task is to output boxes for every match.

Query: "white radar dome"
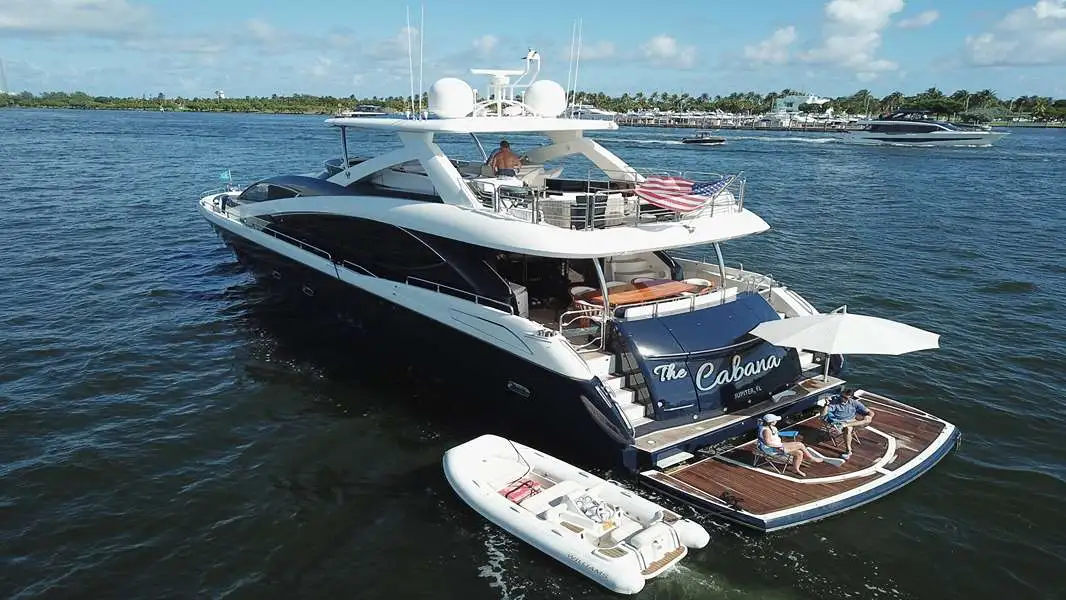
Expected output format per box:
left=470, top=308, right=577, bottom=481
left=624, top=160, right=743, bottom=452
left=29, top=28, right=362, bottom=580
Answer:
left=523, top=80, right=567, bottom=117
left=428, top=77, right=474, bottom=119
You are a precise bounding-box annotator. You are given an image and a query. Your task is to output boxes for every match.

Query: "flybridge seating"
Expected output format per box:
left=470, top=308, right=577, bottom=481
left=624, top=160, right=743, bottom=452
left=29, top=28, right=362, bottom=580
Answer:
left=467, top=168, right=746, bottom=230
left=323, top=150, right=747, bottom=230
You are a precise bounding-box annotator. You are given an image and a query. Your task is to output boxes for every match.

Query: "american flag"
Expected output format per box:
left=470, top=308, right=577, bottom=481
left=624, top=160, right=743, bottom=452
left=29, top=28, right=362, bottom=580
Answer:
left=635, top=175, right=733, bottom=212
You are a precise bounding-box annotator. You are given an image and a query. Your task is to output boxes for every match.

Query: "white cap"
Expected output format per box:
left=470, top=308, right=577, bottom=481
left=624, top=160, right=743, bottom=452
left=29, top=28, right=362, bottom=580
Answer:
left=763, top=413, right=781, bottom=423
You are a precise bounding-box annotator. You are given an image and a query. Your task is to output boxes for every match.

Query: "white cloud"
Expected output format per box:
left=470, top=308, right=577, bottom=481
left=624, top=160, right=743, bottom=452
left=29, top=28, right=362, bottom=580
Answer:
left=0, top=0, right=151, bottom=37
left=640, top=35, right=696, bottom=68
left=800, top=0, right=905, bottom=77
left=125, top=35, right=227, bottom=56
left=472, top=34, right=498, bottom=56
left=897, top=9, right=940, bottom=29
left=966, top=0, right=1066, bottom=66
left=310, top=56, right=332, bottom=78
left=743, top=26, right=797, bottom=65
left=325, top=30, right=356, bottom=50
left=579, top=41, right=616, bottom=61
left=245, top=18, right=278, bottom=43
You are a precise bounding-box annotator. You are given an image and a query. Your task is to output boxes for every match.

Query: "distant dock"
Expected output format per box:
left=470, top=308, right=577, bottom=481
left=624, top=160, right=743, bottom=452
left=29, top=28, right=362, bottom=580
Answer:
left=615, top=114, right=851, bottom=132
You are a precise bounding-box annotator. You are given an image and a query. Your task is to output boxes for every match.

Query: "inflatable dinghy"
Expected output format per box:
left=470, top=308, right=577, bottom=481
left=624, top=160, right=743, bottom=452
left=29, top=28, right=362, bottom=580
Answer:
left=444, top=434, right=709, bottom=594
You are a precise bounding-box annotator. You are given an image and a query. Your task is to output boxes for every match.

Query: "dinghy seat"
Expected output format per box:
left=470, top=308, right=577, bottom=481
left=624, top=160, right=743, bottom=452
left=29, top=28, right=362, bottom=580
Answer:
left=519, top=479, right=583, bottom=515
left=627, top=522, right=680, bottom=573
left=628, top=522, right=673, bottom=549
left=498, top=478, right=542, bottom=503
left=602, top=518, right=644, bottom=546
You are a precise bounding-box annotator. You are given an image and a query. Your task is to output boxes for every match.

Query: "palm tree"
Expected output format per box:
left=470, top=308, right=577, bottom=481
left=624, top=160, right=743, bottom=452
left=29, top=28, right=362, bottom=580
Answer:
left=919, top=87, right=944, bottom=100
left=880, top=91, right=905, bottom=112
left=972, top=89, right=999, bottom=109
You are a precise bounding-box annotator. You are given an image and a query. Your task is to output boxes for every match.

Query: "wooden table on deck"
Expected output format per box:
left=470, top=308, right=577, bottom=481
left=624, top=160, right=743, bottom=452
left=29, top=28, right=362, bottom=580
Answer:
left=580, top=279, right=710, bottom=307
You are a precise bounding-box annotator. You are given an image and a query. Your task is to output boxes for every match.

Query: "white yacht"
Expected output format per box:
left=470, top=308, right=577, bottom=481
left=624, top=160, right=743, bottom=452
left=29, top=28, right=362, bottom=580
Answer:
left=568, top=103, right=617, bottom=121
left=332, top=104, right=390, bottom=118
left=850, top=109, right=1007, bottom=145
left=199, top=52, right=959, bottom=531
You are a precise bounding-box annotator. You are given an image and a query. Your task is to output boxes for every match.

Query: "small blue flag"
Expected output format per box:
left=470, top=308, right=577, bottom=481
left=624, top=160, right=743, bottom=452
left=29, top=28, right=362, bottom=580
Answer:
left=219, top=169, right=232, bottom=182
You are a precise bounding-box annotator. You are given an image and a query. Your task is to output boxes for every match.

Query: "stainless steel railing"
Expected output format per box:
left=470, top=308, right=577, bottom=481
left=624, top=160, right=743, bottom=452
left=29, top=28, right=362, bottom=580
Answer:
left=557, top=305, right=607, bottom=351
left=257, top=226, right=334, bottom=263
left=462, top=168, right=745, bottom=229
left=405, top=276, right=515, bottom=314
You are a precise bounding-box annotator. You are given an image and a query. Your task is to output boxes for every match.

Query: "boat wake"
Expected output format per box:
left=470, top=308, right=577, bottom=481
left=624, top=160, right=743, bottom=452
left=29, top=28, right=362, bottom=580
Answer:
left=597, top=137, right=685, bottom=145
left=477, top=525, right=529, bottom=600
left=729, top=135, right=839, bottom=144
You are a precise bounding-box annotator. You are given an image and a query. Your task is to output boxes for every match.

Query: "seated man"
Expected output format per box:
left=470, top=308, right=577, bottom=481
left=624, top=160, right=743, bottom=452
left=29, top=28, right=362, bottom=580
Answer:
left=759, top=414, right=842, bottom=477
left=488, top=139, right=523, bottom=177
left=821, top=388, right=874, bottom=459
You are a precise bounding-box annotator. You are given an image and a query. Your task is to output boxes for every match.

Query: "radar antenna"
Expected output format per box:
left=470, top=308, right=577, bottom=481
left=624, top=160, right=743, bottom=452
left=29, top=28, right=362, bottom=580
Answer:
left=470, top=50, right=540, bottom=117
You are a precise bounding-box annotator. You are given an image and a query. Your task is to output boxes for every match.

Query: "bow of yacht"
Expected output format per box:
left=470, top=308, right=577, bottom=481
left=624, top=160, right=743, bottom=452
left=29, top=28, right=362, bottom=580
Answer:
left=198, top=51, right=958, bottom=532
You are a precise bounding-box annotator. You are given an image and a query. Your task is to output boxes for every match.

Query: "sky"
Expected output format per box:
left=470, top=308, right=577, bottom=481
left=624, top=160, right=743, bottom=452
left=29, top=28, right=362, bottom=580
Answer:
left=1, top=0, right=1065, bottom=99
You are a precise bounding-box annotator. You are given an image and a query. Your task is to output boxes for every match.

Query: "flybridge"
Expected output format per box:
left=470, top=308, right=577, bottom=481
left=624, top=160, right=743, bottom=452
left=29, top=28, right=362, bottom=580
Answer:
left=329, top=49, right=579, bottom=126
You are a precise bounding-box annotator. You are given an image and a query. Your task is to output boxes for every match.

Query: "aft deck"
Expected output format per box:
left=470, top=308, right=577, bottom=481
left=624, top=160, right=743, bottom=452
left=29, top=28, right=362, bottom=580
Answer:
left=639, top=392, right=959, bottom=531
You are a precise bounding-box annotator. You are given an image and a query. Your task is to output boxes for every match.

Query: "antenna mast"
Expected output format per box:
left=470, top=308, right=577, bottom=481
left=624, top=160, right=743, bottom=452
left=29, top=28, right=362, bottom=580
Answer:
left=418, top=5, right=425, bottom=118
left=0, top=58, right=8, bottom=95
left=564, top=21, right=576, bottom=116
left=406, top=6, right=415, bottom=118
left=572, top=19, right=583, bottom=116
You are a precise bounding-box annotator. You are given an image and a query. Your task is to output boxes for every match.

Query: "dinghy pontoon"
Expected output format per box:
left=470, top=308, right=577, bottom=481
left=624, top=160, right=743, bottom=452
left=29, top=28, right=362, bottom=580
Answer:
left=444, top=434, right=709, bottom=595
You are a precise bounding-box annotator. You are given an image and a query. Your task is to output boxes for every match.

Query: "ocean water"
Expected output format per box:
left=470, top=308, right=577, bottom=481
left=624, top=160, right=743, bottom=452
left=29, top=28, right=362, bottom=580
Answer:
left=1, top=109, right=1065, bottom=600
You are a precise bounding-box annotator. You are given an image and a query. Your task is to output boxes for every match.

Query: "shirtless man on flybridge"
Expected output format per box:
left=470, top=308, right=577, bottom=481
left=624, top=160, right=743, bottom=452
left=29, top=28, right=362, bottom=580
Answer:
left=489, top=140, right=523, bottom=177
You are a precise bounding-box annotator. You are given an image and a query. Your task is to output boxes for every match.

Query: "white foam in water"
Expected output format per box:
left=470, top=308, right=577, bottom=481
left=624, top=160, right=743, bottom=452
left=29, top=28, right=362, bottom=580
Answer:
left=477, top=525, right=527, bottom=600
left=666, top=564, right=727, bottom=594
left=729, top=135, right=839, bottom=144
left=597, top=137, right=684, bottom=145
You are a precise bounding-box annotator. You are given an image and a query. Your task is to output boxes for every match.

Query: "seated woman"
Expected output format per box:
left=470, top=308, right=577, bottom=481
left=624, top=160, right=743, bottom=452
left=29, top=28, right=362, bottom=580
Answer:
left=759, top=414, right=843, bottom=477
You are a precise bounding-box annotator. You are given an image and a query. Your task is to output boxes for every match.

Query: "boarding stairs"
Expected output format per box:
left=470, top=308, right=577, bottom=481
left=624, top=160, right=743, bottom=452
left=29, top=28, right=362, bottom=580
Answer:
left=580, top=351, right=652, bottom=429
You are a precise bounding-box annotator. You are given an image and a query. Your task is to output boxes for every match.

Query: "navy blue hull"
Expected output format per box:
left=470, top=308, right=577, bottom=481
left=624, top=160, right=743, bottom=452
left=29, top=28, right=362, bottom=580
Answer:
left=215, top=227, right=630, bottom=468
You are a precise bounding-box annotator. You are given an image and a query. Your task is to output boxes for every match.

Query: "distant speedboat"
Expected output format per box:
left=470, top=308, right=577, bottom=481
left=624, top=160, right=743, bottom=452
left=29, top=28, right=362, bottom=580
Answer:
left=850, top=109, right=1007, bottom=146
left=681, top=131, right=726, bottom=146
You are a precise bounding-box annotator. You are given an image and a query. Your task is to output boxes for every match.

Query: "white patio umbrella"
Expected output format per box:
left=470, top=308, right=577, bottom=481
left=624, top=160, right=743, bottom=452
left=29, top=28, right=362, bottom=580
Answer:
left=748, top=309, right=940, bottom=381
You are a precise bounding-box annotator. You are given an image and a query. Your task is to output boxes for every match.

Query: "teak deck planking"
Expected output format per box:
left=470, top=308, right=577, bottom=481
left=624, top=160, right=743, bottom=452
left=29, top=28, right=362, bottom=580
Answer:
left=652, top=398, right=947, bottom=516
left=580, top=279, right=704, bottom=306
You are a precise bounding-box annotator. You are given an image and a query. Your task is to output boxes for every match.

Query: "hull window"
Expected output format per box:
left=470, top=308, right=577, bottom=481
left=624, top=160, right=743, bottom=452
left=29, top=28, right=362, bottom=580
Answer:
left=263, top=214, right=511, bottom=306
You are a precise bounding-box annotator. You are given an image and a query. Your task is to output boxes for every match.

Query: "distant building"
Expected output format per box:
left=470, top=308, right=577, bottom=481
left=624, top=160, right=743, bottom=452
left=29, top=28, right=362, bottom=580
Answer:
left=0, top=58, right=9, bottom=95
left=773, top=93, right=830, bottom=113
left=214, top=89, right=225, bottom=100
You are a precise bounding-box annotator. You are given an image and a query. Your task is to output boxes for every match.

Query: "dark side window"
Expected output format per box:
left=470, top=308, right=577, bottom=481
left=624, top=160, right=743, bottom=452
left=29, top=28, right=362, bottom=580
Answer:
left=267, top=185, right=299, bottom=200
left=238, top=183, right=269, bottom=202
left=267, top=214, right=465, bottom=287
left=238, top=183, right=298, bottom=203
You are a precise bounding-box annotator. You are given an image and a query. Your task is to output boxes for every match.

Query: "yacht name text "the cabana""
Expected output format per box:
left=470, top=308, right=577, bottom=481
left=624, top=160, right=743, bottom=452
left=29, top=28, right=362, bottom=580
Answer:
left=654, top=355, right=783, bottom=391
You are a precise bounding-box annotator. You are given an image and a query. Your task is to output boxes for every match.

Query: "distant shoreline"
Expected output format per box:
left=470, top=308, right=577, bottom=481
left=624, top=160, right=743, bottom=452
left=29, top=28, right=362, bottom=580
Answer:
left=4, top=86, right=1065, bottom=124
left=2, top=105, right=1062, bottom=129
left=0, top=105, right=341, bottom=116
